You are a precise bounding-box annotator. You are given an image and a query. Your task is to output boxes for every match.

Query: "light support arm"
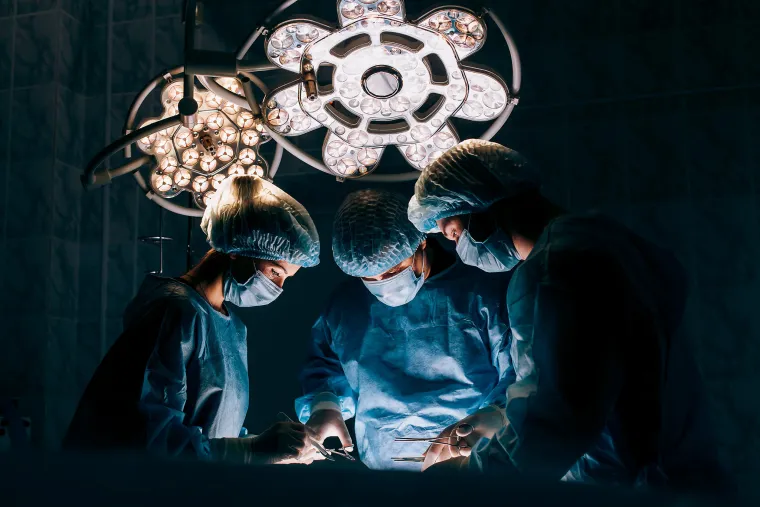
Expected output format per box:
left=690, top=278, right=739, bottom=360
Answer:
left=82, top=115, right=182, bottom=188
left=236, top=0, right=300, bottom=60
left=180, top=0, right=199, bottom=127
left=89, top=155, right=153, bottom=188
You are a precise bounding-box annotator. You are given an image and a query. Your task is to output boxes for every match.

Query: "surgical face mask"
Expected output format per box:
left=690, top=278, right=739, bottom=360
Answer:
left=223, top=267, right=283, bottom=307
left=363, top=253, right=426, bottom=307
left=455, top=228, right=521, bottom=273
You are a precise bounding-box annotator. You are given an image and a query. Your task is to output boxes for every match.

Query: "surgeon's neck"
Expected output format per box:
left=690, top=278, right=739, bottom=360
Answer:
left=181, top=249, right=229, bottom=314
left=425, top=238, right=455, bottom=278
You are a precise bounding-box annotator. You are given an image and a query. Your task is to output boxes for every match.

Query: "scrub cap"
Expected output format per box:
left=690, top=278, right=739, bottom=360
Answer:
left=333, top=189, right=426, bottom=278
left=201, top=175, right=320, bottom=267
left=408, top=140, right=539, bottom=233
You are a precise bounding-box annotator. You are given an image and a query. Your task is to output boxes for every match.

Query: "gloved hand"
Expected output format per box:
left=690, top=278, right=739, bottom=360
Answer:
left=210, top=421, right=321, bottom=465
left=306, top=408, right=354, bottom=453
left=422, top=405, right=506, bottom=471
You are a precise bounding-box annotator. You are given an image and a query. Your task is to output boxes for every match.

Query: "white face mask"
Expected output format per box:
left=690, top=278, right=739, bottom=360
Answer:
left=363, top=252, right=426, bottom=307
left=455, top=228, right=521, bottom=273
left=223, top=267, right=283, bottom=307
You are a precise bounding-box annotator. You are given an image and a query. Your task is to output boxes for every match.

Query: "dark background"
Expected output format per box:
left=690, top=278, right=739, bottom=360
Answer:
left=0, top=0, right=757, bottom=501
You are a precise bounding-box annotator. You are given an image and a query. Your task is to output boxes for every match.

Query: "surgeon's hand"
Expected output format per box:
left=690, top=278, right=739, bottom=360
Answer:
left=211, top=422, right=321, bottom=465
left=306, top=408, right=354, bottom=452
left=252, top=421, right=322, bottom=465
left=421, top=405, right=505, bottom=471
left=426, top=456, right=470, bottom=473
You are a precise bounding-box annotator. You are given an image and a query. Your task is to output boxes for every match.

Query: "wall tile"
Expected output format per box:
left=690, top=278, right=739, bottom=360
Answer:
left=79, top=187, right=103, bottom=243
left=618, top=0, right=678, bottom=35
left=691, top=198, right=760, bottom=288
left=2, top=238, right=50, bottom=315
left=48, top=238, right=80, bottom=318
left=108, top=175, right=137, bottom=242
left=114, top=0, right=152, bottom=23
left=5, top=157, right=54, bottom=239
left=52, top=161, right=82, bottom=239
left=85, top=23, right=106, bottom=94
left=112, top=20, right=153, bottom=94
left=11, top=84, right=56, bottom=163
left=0, top=315, right=47, bottom=396
left=59, top=13, right=86, bottom=93
left=14, top=11, right=58, bottom=87
left=55, top=87, right=85, bottom=166
left=0, top=90, right=8, bottom=240
left=106, top=241, right=135, bottom=319
left=516, top=43, right=569, bottom=106
left=627, top=200, right=696, bottom=272
left=0, top=0, right=13, bottom=17
left=621, top=100, right=689, bottom=203
left=77, top=242, right=102, bottom=321
left=0, top=18, right=12, bottom=90
left=678, top=0, right=740, bottom=28
left=737, top=23, right=760, bottom=86
left=83, top=94, right=106, bottom=161
left=682, top=91, right=751, bottom=198
left=154, top=15, right=183, bottom=72
left=561, top=0, right=620, bottom=41
left=561, top=37, right=625, bottom=102
left=620, top=32, right=679, bottom=96
left=46, top=317, right=78, bottom=394
left=75, top=319, right=101, bottom=389
left=60, top=0, right=88, bottom=20
left=674, top=25, right=742, bottom=90
left=16, top=0, right=57, bottom=15
left=156, top=0, right=183, bottom=18
left=566, top=104, right=627, bottom=210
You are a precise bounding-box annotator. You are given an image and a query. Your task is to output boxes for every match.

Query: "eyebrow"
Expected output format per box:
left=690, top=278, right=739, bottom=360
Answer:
left=273, top=262, right=290, bottom=276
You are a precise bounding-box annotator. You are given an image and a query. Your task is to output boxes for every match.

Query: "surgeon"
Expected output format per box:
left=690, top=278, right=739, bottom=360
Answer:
left=295, top=189, right=513, bottom=471
left=407, top=140, right=728, bottom=492
left=65, top=175, right=322, bottom=465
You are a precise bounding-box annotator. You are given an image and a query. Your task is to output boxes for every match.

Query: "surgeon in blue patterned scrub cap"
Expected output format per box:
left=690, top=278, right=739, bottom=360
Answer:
left=295, top=188, right=515, bottom=471
left=65, top=176, right=323, bottom=466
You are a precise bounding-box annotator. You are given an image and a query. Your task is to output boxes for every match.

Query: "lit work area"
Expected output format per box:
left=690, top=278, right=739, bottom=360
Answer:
left=0, top=0, right=756, bottom=506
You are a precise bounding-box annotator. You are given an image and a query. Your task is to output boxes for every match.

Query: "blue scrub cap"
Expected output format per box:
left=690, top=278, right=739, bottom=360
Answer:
left=201, top=175, right=320, bottom=267
left=333, top=189, right=426, bottom=278
left=408, top=140, right=539, bottom=233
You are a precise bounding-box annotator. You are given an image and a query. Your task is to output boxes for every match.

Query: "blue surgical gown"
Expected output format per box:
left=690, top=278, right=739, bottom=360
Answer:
left=296, top=260, right=514, bottom=471
left=64, top=276, right=249, bottom=459
left=470, top=213, right=728, bottom=493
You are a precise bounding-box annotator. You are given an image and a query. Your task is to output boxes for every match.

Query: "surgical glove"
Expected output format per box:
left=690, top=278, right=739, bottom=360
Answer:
left=306, top=408, right=354, bottom=452
left=426, top=456, right=470, bottom=474
left=422, top=405, right=506, bottom=471
left=210, top=421, right=319, bottom=465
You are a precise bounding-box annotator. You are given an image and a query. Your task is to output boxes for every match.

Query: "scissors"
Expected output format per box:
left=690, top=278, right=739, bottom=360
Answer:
left=278, top=413, right=355, bottom=462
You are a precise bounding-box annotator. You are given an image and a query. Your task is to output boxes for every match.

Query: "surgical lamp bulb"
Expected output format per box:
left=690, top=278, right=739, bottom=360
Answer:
left=203, top=191, right=217, bottom=206
left=182, top=149, right=200, bottom=166
left=153, top=136, right=172, bottom=156
left=175, top=128, right=194, bottom=149
left=192, top=175, right=209, bottom=193
left=239, top=149, right=256, bottom=165
left=242, top=130, right=259, bottom=146
left=228, top=163, right=246, bottom=176
left=222, top=101, right=240, bottom=116
left=152, top=173, right=174, bottom=193
left=159, top=156, right=179, bottom=173
left=236, top=111, right=255, bottom=129
left=217, top=144, right=235, bottom=162
left=206, top=112, right=225, bottom=130
left=174, top=169, right=192, bottom=187
left=248, top=165, right=265, bottom=177
left=212, top=173, right=226, bottom=189
left=296, top=25, right=320, bottom=43
left=341, top=2, right=364, bottom=19
left=220, top=126, right=238, bottom=143
left=200, top=155, right=217, bottom=172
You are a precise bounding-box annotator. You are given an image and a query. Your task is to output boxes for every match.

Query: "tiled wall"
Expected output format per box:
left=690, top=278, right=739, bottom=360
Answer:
left=0, top=0, right=757, bottom=501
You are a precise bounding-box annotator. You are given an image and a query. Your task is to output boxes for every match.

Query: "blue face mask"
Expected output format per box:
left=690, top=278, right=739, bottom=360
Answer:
left=455, top=228, right=521, bottom=273
left=223, top=267, right=283, bottom=307
left=363, top=252, right=426, bottom=307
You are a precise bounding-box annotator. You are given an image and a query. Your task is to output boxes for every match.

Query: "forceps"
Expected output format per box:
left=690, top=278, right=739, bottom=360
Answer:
left=392, top=434, right=470, bottom=463
left=278, top=413, right=355, bottom=462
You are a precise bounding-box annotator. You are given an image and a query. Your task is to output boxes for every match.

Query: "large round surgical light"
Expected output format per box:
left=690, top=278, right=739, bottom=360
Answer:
left=263, top=0, right=513, bottom=178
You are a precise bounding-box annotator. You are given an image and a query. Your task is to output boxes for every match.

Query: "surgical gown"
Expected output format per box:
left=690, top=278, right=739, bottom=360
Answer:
left=470, top=213, right=728, bottom=492
left=64, top=276, right=249, bottom=459
left=296, top=261, right=513, bottom=471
